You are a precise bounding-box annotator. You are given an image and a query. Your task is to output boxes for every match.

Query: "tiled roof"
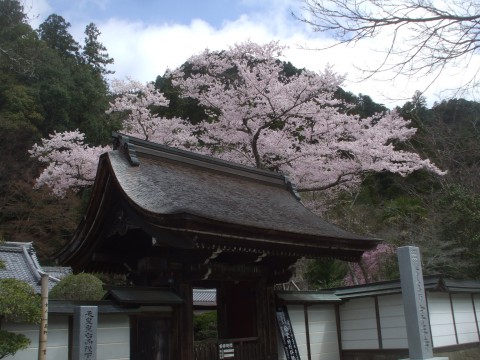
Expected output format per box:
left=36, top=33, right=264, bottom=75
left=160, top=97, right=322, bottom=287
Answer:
left=193, top=288, right=216, bottom=305
left=276, top=291, right=341, bottom=303
left=0, top=242, right=71, bottom=293
left=42, top=266, right=72, bottom=281
left=329, top=275, right=480, bottom=299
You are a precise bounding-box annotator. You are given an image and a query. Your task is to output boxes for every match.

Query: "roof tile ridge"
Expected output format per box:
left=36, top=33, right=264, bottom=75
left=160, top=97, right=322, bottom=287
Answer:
left=21, top=244, right=43, bottom=283
left=111, top=132, right=302, bottom=199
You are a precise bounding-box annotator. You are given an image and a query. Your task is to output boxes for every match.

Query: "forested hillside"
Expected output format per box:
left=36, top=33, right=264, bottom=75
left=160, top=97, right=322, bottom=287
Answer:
left=0, top=0, right=479, bottom=285
left=0, top=0, right=118, bottom=256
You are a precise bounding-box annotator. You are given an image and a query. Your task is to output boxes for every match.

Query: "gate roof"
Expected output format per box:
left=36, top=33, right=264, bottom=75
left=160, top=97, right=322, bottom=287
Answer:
left=56, top=133, right=379, bottom=273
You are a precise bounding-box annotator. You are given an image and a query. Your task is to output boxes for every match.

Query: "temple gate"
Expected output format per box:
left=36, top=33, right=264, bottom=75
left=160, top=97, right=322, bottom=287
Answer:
left=56, top=133, right=378, bottom=360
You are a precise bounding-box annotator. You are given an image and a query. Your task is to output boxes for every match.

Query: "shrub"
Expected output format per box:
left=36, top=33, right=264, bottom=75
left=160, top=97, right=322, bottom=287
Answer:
left=193, top=311, right=217, bottom=341
left=0, top=279, right=41, bottom=359
left=49, top=273, right=105, bottom=301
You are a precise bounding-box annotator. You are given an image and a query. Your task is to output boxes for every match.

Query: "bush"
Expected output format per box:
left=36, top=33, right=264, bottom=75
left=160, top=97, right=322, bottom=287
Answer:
left=0, top=279, right=41, bottom=359
left=193, top=311, right=217, bottom=341
left=49, top=273, right=105, bottom=301
left=0, top=330, right=30, bottom=359
left=0, top=279, right=40, bottom=323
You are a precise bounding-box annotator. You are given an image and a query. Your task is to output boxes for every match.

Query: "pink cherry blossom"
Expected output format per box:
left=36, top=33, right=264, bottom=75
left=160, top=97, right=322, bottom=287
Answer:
left=29, top=130, right=110, bottom=197
left=31, top=41, right=444, bottom=198
left=107, top=78, right=195, bottom=145
left=344, top=243, right=396, bottom=285
left=170, top=40, right=445, bottom=193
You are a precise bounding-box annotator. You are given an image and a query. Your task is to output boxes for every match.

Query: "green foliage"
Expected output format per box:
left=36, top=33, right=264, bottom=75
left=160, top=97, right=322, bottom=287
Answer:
left=82, top=23, right=114, bottom=75
left=0, top=330, right=30, bottom=360
left=305, top=258, right=348, bottom=289
left=0, top=1, right=117, bottom=260
left=382, top=196, right=427, bottom=226
left=155, top=75, right=209, bottom=125
left=436, top=184, right=480, bottom=278
left=335, top=88, right=388, bottom=117
left=193, top=311, right=218, bottom=341
left=0, top=0, right=26, bottom=28
left=0, top=278, right=41, bottom=323
left=49, top=273, right=105, bottom=301
left=0, top=262, right=41, bottom=359
left=38, top=14, right=80, bottom=59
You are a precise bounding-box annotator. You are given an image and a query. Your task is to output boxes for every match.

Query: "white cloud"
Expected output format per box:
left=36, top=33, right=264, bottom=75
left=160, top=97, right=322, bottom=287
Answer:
left=31, top=0, right=480, bottom=108
left=23, top=0, right=52, bottom=27
left=99, top=16, right=280, bottom=83
left=100, top=17, right=467, bottom=107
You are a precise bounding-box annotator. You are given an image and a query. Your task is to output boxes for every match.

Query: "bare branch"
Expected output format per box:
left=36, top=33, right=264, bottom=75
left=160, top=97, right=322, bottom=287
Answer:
left=295, top=0, right=480, bottom=91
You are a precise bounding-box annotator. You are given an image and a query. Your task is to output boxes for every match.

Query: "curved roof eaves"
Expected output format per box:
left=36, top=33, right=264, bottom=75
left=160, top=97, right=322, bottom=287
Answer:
left=106, top=149, right=376, bottom=243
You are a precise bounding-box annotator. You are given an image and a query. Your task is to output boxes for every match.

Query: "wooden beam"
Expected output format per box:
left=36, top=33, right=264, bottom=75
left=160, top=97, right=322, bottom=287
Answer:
left=374, top=296, right=383, bottom=349
left=304, top=304, right=312, bottom=360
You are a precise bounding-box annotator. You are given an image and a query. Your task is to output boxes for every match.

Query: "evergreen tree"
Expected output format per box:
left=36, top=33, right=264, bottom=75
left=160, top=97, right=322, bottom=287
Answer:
left=0, top=0, right=40, bottom=78
left=82, top=23, right=114, bottom=76
left=38, top=14, right=80, bottom=60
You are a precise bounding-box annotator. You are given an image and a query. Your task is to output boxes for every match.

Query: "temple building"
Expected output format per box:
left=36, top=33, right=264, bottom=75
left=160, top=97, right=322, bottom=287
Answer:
left=55, top=132, right=379, bottom=360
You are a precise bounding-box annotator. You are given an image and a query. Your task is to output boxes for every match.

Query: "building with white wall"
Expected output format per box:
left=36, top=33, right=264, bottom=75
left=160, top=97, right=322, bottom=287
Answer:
left=277, top=276, right=480, bottom=360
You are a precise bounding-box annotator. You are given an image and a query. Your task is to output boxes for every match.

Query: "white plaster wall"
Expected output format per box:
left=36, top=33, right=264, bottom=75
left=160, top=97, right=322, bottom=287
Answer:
left=474, top=294, right=480, bottom=339
left=451, top=293, right=479, bottom=344
left=277, top=305, right=308, bottom=360
left=307, top=304, right=340, bottom=360
left=97, top=314, right=130, bottom=360
left=2, top=313, right=131, bottom=360
left=2, top=315, right=69, bottom=360
left=428, top=292, right=457, bottom=347
left=378, top=294, right=408, bottom=349
left=339, top=297, right=379, bottom=350
left=277, top=304, right=340, bottom=360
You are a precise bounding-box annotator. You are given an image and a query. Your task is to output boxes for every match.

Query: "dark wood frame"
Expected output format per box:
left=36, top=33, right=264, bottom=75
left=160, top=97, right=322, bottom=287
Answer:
left=130, top=312, right=173, bottom=360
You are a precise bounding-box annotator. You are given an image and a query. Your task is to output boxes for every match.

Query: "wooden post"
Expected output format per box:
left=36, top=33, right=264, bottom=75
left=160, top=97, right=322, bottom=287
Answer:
left=178, top=282, right=194, bottom=360
left=38, top=274, right=48, bottom=360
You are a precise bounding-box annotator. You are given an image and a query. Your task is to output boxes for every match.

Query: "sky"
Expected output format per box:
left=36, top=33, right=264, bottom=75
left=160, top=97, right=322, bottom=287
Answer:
left=24, top=0, right=479, bottom=108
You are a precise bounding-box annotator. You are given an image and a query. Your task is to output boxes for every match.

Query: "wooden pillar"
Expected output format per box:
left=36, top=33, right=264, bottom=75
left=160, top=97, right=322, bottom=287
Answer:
left=256, top=279, right=267, bottom=357
left=176, top=282, right=194, bottom=360
left=216, top=283, right=228, bottom=339
left=256, top=279, right=279, bottom=360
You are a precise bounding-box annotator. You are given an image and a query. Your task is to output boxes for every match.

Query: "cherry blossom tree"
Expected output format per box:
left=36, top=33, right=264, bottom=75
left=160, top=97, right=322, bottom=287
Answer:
left=31, top=41, right=444, bottom=198
left=106, top=78, right=194, bottom=145
left=29, top=130, right=110, bottom=198
left=344, top=243, right=397, bottom=285
left=30, top=78, right=194, bottom=197
left=169, top=40, right=445, bottom=193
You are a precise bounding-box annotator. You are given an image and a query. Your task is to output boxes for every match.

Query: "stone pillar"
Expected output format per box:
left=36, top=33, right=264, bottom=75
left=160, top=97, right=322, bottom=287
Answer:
left=72, top=306, right=98, bottom=360
left=397, top=246, right=448, bottom=360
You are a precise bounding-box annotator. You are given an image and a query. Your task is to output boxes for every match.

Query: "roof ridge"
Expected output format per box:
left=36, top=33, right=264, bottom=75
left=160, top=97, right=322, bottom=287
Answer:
left=112, top=132, right=294, bottom=187
left=21, top=244, right=43, bottom=283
